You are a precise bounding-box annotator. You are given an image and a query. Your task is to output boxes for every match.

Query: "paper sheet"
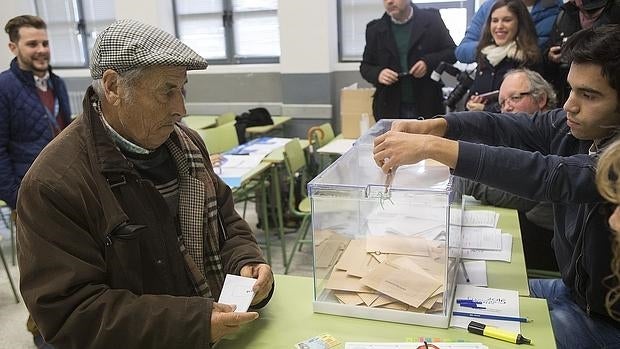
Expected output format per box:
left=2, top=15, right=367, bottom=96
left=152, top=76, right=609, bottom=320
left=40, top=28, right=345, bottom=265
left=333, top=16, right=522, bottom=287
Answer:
left=345, top=343, right=488, bottom=349
left=450, top=284, right=522, bottom=333
left=317, top=139, right=356, bottom=155
left=456, top=260, right=488, bottom=286
left=450, top=227, right=502, bottom=250
left=217, top=274, right=256, bottom=312
left=452, top=233, right=513, bottom=262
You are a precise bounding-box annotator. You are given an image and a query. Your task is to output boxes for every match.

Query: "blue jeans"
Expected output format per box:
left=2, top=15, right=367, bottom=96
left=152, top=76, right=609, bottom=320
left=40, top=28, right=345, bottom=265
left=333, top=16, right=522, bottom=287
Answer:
left=529, top=278, right=620, bottom=348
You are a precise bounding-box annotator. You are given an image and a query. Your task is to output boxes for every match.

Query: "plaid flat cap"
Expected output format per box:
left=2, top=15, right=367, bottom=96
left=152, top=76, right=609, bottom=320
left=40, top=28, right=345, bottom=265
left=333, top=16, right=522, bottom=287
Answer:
left=90, top=19, right=208, bottom=79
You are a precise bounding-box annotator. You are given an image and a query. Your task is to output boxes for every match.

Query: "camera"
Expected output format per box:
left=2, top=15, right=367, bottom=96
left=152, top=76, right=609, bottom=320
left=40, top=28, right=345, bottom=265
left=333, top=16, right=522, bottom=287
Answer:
left=431, top=62, right=474, bottom=111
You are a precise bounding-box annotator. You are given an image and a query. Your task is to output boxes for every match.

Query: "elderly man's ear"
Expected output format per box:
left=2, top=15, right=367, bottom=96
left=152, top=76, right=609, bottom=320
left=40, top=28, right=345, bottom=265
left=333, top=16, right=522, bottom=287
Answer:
left=102, top=69, right=122, bottom=106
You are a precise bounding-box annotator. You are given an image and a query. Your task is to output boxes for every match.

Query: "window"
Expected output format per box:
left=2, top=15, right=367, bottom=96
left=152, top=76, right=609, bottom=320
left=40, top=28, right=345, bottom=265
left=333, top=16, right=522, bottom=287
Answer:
left=338, top=0, right=473, bottom=61
left=173, top=0, right=280, bottom=64
left=34, top=0, right=116, bottom=68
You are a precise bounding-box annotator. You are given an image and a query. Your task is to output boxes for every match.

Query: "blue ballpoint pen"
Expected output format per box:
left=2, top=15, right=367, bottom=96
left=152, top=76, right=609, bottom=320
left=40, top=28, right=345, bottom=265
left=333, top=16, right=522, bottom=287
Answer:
left=452, top=311, right=530, bottom=323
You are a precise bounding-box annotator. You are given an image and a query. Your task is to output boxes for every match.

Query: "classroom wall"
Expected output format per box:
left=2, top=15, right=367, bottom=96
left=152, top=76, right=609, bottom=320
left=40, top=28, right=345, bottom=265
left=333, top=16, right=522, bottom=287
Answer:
left=0, top=0, right=378, bottom=137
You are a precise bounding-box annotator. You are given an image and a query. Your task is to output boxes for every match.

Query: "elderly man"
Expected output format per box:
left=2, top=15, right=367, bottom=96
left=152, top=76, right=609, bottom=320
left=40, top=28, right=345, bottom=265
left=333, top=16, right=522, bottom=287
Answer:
left=458, top=68, right=558, bottom=271
left=374, top=25, right=620, bottom=348
left=17, top=19, right=273, bottom=349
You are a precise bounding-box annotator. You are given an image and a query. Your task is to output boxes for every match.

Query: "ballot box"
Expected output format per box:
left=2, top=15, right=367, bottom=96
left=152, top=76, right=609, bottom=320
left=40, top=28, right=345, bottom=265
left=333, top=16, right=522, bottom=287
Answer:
left=307, top=119, right=463, bottom=328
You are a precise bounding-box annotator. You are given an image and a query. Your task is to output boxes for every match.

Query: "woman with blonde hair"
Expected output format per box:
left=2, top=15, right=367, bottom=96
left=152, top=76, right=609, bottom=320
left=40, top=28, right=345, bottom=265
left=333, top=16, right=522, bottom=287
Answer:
left=596, top=138, right=620, bottom=320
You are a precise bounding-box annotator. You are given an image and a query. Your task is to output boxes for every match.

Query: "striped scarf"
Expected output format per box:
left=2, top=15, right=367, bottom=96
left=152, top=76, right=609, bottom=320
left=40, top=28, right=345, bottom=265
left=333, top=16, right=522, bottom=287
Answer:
left=166, top=125, right=225, bottom=298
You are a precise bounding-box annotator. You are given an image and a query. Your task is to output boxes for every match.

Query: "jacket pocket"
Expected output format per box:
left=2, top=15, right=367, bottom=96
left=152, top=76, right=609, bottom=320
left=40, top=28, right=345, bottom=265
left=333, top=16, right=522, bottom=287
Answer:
left=104, top=222, right=146, bottom=293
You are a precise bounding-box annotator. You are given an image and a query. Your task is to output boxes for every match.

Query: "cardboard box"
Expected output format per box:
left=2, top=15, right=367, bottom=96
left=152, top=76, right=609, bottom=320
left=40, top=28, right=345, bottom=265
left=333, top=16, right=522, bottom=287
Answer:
left=340, top=87, right=376, bottom=139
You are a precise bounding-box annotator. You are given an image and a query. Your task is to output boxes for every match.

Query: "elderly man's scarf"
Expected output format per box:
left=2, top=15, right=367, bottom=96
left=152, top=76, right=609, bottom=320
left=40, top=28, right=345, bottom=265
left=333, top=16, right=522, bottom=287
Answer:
left=166, top=125, right=225, bottom=298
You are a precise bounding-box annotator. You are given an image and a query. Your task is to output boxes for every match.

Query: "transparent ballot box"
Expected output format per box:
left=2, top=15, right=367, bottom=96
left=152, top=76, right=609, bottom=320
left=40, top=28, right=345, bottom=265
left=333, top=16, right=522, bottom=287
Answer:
left=307, top=120, right=463, bottom=328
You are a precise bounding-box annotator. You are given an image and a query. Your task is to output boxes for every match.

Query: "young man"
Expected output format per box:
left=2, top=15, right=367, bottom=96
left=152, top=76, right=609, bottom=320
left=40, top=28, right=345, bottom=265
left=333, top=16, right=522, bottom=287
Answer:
left=374, top=25, right=620, bottom=348
left=17, top=20, right=273, bottom=349
left=0, top=15, right=71, bottom=211
left=360, top=0, right=456, bottom=119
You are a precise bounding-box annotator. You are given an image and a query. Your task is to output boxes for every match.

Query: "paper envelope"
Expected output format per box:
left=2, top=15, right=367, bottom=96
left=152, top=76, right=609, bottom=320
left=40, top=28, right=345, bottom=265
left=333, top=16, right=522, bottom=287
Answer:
left=366, top=235, right=430, bottom=256
left=325, top=270, right=374, bottom=293
left=361, top=261, right=441, bottom=308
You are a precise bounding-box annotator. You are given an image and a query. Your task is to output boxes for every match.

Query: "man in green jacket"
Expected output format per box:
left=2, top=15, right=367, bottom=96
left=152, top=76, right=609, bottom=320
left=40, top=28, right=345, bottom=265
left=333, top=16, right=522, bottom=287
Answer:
left=17, top=19, right=273, bottom=348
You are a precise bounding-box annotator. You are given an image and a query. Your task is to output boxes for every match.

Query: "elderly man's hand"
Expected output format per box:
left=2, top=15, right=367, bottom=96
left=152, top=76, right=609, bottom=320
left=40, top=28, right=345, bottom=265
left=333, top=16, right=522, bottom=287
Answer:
left=240, top=263, right=273, bottom=305
left=210, top=302, right=258, bottom=343
left=409, top=60, right=427, bottom=78
left=466, top=95, right=486, bottom=111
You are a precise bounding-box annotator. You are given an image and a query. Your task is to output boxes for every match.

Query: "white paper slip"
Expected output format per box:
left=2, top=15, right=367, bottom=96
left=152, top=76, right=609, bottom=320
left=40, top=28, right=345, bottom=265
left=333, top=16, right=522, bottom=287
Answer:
left=345, top=343, right=488, bottom=349
left=457, top=260, right=488, bottom=286
left=217, top=274, right=256, bottom=312
left=450, top=284, right=522, bottom=333
left=451, top=209, right=499, bottom=227
left=451, top=233, right=513, bottom=262
left=450, top=227, right=502, bottom=250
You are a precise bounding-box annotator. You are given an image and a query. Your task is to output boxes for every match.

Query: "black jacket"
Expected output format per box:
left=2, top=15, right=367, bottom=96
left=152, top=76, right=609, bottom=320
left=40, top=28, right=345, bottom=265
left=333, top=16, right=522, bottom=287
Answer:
left=360, top=5, right=456, bottom=120
left=446, top=109, right=619, bottom=324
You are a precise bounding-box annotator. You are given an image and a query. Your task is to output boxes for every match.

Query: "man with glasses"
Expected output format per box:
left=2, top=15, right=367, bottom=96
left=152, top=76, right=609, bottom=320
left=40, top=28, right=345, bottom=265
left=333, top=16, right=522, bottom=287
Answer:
left=374, top=25, right=620, bottom=348
left=458, top=68, right=558, bottom=272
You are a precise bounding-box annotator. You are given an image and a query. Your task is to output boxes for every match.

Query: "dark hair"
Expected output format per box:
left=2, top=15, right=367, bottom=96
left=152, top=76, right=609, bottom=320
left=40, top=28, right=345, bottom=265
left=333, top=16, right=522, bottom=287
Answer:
left=563, top=25, right=620, bottom=99
left=477, top=0, right=541, bottom=66
left=4, top=15, right=46, bottom=43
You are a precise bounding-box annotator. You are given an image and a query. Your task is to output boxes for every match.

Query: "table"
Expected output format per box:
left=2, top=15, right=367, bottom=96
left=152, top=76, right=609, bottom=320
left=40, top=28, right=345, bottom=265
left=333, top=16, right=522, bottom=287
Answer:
left=246, top=116, right=292, bottom=138
left=183, top=115, right=217, bottom=130
left=477, top=207, right=530, bottom=296
left=215, top=275, right=555, bottom=349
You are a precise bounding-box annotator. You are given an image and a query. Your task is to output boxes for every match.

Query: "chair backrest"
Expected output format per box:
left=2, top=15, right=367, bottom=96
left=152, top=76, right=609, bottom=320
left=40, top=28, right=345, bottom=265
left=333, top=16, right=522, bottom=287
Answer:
left=197, top=123, right=239, bottom=154
left=308, top=123, right=335, bottom=149
left=216, top=112, right=236, bottom=126
left=283, top=139, right=308, bottom=211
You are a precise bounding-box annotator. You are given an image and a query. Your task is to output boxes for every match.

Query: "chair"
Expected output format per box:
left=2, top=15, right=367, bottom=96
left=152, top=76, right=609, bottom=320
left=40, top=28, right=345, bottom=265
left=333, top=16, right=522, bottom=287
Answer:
left=306, top=123, right=336, bottom=176
left=215, top=112, right=236, bottom=126
left=282, top=139, right=312, bottom=274
left=197, top=123, right=239, bottom=155
left=0, top=200, right=15, bottom=266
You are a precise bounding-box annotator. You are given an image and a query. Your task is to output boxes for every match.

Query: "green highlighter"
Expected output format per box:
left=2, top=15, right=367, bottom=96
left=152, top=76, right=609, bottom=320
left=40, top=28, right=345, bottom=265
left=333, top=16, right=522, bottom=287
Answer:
left=467, top=321, right=531, bottom=345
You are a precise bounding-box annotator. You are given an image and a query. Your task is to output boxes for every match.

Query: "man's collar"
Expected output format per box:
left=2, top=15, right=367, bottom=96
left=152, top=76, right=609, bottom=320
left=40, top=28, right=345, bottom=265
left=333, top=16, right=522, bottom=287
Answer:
left=93, top=99, right=154, bottom=155
left=390, top=5, right=413, bottom=24
left=33, top=71, right=50, bottom=92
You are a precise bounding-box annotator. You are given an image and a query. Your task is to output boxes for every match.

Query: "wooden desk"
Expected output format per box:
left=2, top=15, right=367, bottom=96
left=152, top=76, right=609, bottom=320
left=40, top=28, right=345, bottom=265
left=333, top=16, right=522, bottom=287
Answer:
left=215, top=275, right=556, bottom=349
left=183, top=115, right=217, bottom=130
left=246, top=116, right=291, bottom=137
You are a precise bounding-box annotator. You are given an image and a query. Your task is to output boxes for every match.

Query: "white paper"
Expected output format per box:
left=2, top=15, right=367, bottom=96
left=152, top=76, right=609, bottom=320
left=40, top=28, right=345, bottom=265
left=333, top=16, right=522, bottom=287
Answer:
left=451, top=209, right=499, bottom=227
left=450, top=284, right=522, bottom=333
left=229, top=137, right=289, bottom=156
left=345, top=343, right=488, bottom=349
left=450, top=227, right=502, bottom=250
left=217, top=274, right=256, bottom=312
left=457, top=260, right=488, bottom=286
left=451, top=233, right=513, bottom=262
left=317, top=139, right=356, bottom=155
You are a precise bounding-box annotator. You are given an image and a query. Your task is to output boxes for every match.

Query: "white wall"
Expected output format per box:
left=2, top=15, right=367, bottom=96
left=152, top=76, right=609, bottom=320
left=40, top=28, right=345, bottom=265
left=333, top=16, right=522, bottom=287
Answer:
left=0, top=1, right=36, bottom=72
left=0, top=0, right=350, bottom=75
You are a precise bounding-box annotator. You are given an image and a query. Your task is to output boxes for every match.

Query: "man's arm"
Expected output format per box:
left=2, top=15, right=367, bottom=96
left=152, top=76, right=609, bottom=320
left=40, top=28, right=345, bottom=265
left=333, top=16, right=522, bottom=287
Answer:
left=18, top=178, right=253, bottom=348
left=0, top=93, right=19, bottom=208
left=454, top=1, right=492, bottom=63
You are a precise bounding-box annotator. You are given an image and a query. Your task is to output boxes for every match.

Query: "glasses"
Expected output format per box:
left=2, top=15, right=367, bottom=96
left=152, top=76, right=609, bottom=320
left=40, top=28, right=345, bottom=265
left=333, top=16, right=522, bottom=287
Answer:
left=499, top=91, right=532, bottom=109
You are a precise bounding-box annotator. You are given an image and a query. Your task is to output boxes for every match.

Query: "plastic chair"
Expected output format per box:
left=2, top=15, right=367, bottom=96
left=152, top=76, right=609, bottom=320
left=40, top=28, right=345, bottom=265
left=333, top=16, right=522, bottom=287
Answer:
left=0, top=201, right=15, bottom=266
left=306, top=123, right=336, bottom=176
left=215, top=112, right=236, bottom=126
left=197, top=123, right=239, bottom=155
left=282, top=139, right=312, bottom=274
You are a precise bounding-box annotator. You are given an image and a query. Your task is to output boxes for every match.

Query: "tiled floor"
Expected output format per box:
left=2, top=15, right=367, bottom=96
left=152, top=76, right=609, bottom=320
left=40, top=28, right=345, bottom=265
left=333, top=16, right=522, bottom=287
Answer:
left=0, top=201, right=313, bottom=348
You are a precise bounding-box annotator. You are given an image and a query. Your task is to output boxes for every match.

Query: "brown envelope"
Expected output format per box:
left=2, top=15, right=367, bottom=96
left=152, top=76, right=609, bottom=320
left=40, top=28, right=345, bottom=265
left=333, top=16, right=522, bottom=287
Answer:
left=334, top=292, right=364, bottom=305
left=315, top=239, right=345, bottom=268
left=360, top=261, right=441, bottom=308
left=366, top=235, right=430, bottom=256
left=347, top=253, right=380, bottom=278
left=325, top=270, right=374, bottom=293
left=358, top=292, right=380, bottom=306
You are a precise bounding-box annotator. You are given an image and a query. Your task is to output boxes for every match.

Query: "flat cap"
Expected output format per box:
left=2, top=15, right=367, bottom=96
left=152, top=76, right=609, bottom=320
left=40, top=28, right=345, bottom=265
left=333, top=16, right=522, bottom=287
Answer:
left=89, top=19, right=208, bottom=79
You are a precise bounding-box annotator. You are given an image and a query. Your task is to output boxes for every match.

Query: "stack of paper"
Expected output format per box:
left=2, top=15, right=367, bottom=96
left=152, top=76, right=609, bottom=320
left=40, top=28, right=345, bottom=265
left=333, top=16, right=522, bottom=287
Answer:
left=345, top=343, right=488, bottom=349
left=449, top=210, right=512, bottom=262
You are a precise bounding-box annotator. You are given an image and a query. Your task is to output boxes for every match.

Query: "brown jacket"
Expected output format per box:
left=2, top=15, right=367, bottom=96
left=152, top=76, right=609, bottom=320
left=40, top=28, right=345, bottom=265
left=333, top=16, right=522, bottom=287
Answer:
left=17, top=88, right=270, bottom=348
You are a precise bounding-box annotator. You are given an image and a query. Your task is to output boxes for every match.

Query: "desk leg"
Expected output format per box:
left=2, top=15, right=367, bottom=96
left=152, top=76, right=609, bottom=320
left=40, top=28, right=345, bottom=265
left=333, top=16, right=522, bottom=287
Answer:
left=259, top=173, right=271, bottom=265
left=270, top=165, right=287, bottom=267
